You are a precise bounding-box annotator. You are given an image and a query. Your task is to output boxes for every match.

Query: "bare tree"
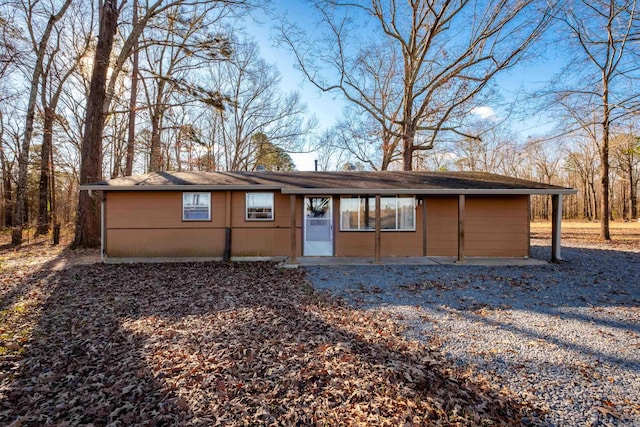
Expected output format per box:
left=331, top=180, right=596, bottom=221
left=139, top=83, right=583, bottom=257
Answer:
left=326, top=101, right=402, bottom=170
left=0, top=112, right=17, bottom=228
left=611, top=132, right=640, bottom=219
left=124, top=0, right=139, bottom=176
left=0, top=9, right=24, bottom=85
left=0, top=10, right=25, bottom=229
left=209, top=39, right=312, bottom=171
left=36, top=1, right=93, bottom=235
left=565, top=137, right=601, bottom=220
left=139, top=3, right=231, bottom=172
left=553, top=0, right=640, bottom=239
left=73, top=0, right=121, bottom=248
left=278, top=0, right=554, bottom=170
left=11, top=0, right=73, bottom=245
left=73, top=0, right=252, bottom=248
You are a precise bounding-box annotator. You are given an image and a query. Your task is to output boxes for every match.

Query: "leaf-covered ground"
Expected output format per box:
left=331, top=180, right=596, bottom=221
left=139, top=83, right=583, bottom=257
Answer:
left=530, top=220, right=640, bottom=251
left=0, top=240, right=540, bottom=426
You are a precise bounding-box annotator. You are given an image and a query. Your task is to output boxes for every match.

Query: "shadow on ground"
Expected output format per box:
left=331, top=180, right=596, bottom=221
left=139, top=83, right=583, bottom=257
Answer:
left=0, top=260, right=540, bottom=425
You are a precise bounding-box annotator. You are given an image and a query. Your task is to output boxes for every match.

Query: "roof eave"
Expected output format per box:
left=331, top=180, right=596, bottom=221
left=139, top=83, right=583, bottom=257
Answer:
left=281, top=188, right=577, bottom=195
left=79, top=184, right=285, bottom=191
left=79, top=184, right=576, bottom=195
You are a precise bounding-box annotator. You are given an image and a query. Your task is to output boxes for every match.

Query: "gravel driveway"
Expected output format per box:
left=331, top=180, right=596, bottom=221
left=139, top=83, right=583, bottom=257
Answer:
left=304, top=244, right=640, bottom=427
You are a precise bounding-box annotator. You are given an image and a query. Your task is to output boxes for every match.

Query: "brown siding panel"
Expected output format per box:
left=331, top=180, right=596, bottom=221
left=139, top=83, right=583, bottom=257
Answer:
left=426, top=197, right=458, bottom=256
left=107, top=191, right=226, bottom=228
left=104, top=190, right=528, bottom=259
left=465, top=195, right=529, bottom=257
left=335, top=232, right=375, bottom=257
left=380, top=232, right=422, bottom=256
left=425, top=195, right=529, bottom=257
left=106, top=228, right=225, bottom=257
left=231, top=228, right=301, bottom=257
left=105, top=191, right=303, bottom=258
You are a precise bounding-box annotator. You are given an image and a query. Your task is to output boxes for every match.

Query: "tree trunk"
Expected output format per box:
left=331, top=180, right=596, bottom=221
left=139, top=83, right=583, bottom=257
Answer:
left=36, top=108, right=54, bottom=235
left=629, top=169, right=637, bottom=219
left=50, top=134, right=58, bottom=243
left=11, top=0, right=73, bottom=245
left=600, top=82, right=611, bottom=240
left=0, top=124, right=13, bottom=228
left=125, top=0, right=139, bottom=176
left=148, top=111, right=163, bottom=171
left=73, top=0, right=120, bottom=249
left=2, top=169, right=12, bottom=228
left=402, top=125, right=415, bottom=171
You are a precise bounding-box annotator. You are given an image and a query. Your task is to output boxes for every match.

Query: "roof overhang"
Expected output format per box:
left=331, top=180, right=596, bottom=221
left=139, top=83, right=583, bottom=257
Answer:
left=80, top=184, right=284, bottom=192
left=282, top=188, right=577, bottom=195
left=79, top=184, right=577, bottom=196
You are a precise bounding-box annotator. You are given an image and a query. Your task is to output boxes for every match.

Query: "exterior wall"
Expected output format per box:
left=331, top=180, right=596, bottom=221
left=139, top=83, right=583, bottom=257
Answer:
left=465, top=195, right=529, bottom=257
left=333, top=197, right=423, bottom=257
left=425, top=197, right=458, bottom=256
left=104, top=191, right=529, bottom=259
left=229, top=191, right=303, bottom=257
left=424, top=195, right=529, bottom=257
left=105, top=191, right=302, bottom=258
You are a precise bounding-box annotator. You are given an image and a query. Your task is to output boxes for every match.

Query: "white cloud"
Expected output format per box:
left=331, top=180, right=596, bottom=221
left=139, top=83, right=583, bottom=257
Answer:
left=471, top=106, right=496, bottom=120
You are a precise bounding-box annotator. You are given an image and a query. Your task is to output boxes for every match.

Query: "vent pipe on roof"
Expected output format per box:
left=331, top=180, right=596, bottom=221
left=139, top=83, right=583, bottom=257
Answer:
left=314, top=159, right=318, bottom=171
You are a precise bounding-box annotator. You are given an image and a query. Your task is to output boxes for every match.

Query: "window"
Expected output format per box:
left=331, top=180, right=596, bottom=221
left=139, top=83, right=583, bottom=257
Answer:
left=340, top=195, right=415, bottom=231
left=246, top=192, right=274, bottom=220
left=183, top=192, right=211, bottom=221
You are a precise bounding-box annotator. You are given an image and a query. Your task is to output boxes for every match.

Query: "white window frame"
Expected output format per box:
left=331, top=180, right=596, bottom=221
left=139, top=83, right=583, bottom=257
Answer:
left=340, top=195, right=415, bottom=231
left=246, top=192, right=274, bottom=221
left=182, top=192, right=211, bottom=221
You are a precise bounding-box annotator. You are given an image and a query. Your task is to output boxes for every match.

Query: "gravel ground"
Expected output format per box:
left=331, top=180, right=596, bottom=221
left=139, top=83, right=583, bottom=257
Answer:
left=303, top=243, right=640, bottom=427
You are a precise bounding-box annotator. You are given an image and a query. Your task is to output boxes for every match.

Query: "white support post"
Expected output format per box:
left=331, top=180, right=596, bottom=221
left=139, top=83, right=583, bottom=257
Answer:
left=551, top=194, right=563, bottom=262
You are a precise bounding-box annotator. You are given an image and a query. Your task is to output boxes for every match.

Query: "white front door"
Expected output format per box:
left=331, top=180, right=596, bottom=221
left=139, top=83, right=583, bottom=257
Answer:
left=304, top=196, right=333, bottom=256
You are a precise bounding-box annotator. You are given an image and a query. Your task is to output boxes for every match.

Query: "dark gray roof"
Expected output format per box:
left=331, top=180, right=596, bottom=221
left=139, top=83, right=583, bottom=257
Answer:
left=80, top=170, right=576, bottom=195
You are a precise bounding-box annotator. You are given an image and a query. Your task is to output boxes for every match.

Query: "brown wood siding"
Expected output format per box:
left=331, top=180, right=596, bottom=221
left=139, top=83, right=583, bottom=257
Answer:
left=104, top=191, right=527, bottom=259
left=106, top=228, right=226, bottom=257
left=425, top=195, right=529, bottom=257
left=232, top=228, right=302, bottom=257
left=231, top=191, right=295, bottom=228
left=465, top=195, right=529, bottom=257
left=426, top=197, right=458, bottom=256
left=380, top=232, right=422, bottom=256
left=335, top=231, right=375, bottom=257
left=106, top=191, right=226, bottom=228
left=105, top=191, right=303, bottom=258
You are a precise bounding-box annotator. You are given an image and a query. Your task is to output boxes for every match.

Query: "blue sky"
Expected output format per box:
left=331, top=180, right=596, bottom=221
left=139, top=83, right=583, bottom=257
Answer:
left=249, top=2, right=345, bottom=169
left=247, top=1, right=565, bottom=170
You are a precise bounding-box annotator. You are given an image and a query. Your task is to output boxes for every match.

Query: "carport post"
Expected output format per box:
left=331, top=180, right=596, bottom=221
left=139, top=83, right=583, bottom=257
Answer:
left=458, top=194, right=465, bottom=263
left=223, top=191, right=232, bottom=261
left=551, top=194, right=563, bottom=262
left=375, top=195, right=381, bottom=263
left=290, top=195, right=297, bottom=264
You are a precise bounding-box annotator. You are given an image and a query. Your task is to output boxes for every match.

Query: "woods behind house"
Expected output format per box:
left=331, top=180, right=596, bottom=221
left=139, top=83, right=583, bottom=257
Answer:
left=0, top=0, right=638, bottom=247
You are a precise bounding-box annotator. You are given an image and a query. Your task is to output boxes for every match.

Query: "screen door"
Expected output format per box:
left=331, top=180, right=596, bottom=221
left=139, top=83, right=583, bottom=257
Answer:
left=304, top=196, right=333, bottom=256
